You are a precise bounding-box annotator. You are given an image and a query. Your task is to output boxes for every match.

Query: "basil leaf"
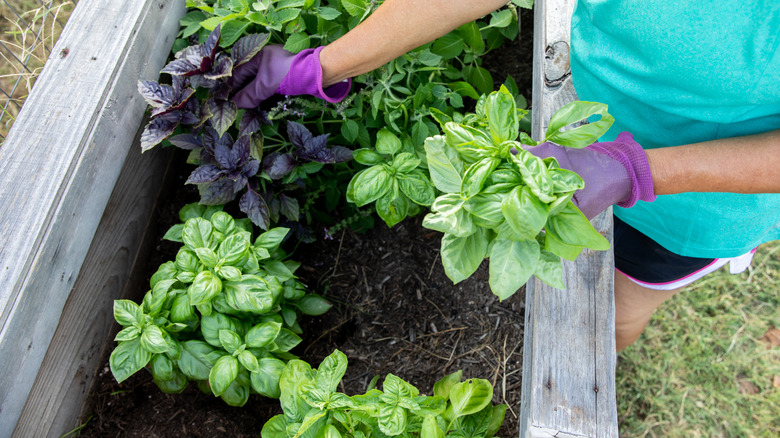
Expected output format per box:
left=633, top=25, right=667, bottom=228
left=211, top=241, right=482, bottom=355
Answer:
left=209, top=355, right=239, bottom=396
left=150, top=353, right=174, bottom=381
left=238, top=350, right=260, bottom=373
left=295, top=294, right=333, bottom=316
left=378, top=404, right=407, bottom=436
left=189, top=270, right=222, bottom=305
left=485, top=85, right=519, bottom=144
left=251, top=357, right=286, bottom=398
left=346, top=165, right=392, bottom=207
left=223, top=275, right=280, bottom=313
left=353, top=148, right=384, bottom=165
left=269, top=328, right=302, bottom=353
left=210, top=211, right=236, bottom=236
left=218, top=329, right=244, bottom=354
left=217, top=233, right=250, bottom=266
left=375, top=128, right=402, bottom=155
left=110, top=337, right=152, bottom=383
left=261, top=415, right=289, bottom=438
left=549, top=167, right=585, bottom=194
left=182, top=217, right=214, bottom=250
left=501, top=185, right=549, bottom=241
left=314, top=350, right=348, bottom=393
left=512, top=149, right=555, bottom=203
left=113, top=300, right=142, bottom=327
left=423, top=201, right=476, bottom=238
left=463, top=193, right=505, bottom=229
left=448, top=379, right=494, bottom=419
left=391, top=152, right=421, bottom=174
left=245, top=321, right=282, bottom=348
left=194, top=247, right=219, bottom=268
left=177, top=341, right=213, bottom=381
left=488, top=238, right=539, bottom=300
left=461, top=157, right=500, bottom=199
left=114, top=326, right=141, bottom=342
left=254, top=227, right=290, bottom=251
left=140, top=325, right=170, bottom=354
left=200, top=312, right=238, bottom=348
left=163, top=224, right=184, bottom=242
left=424, top=135, right=464, bottom=193
left=545, top=203, right=610, bottom=251
left=544, top=101, right=615, bottom=148
left=440, top=228, right=489, bottom=284
left=534, top=249, right=565, bottom=289
left=398, top=172, right=435, bottom=206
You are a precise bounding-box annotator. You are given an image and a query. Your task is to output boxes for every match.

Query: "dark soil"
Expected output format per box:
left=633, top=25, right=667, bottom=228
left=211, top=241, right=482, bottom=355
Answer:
left=79, top=8, right=534, bottom=438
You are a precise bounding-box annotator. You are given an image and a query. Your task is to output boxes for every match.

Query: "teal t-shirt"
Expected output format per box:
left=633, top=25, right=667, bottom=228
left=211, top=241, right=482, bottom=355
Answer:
left=570, top=0, right=780, bottom=258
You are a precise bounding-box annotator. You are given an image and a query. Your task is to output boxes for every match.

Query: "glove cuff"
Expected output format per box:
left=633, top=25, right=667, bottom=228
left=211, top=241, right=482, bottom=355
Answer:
left=277, top=46, right=352, bottom=103
left=587, top=132, right=656, bottom=208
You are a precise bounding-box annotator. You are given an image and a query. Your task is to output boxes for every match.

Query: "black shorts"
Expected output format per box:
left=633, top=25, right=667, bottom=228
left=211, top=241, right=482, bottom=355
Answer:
left=613, top=216, right=755, bottom=290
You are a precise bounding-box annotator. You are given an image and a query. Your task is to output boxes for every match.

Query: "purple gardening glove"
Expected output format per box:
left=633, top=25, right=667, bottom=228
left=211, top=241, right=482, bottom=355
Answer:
left=526, top=132, right=656, bottom=219
left=231, top=45, right=351, bottom=109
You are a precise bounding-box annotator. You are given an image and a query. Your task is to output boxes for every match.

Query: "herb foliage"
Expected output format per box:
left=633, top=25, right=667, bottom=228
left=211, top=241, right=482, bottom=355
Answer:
left=262, top=350, right=507, bottom=438
left=110, top=205, right=330, bottom=406
left=422, top=86, right=613, bottom=299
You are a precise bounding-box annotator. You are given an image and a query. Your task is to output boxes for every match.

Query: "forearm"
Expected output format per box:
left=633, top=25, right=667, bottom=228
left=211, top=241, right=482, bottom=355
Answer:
left=647, top=129, right=780, bottom=195
left=319, top=0, right=508, bottom=86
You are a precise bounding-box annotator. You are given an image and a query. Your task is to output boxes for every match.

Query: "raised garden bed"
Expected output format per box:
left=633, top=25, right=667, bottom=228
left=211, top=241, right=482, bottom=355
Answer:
left=0, top=1, right=618, bottom=437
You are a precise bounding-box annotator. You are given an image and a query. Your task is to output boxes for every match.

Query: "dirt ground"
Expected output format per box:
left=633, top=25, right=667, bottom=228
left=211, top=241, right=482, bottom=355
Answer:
left=78, top=9, right=534, bottom=438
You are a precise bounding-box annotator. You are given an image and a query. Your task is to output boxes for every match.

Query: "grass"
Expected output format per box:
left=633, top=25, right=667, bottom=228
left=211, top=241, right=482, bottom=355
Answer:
left=616, top=241, right=780, bottom=437
left=0, top=0, right=76, bottom=142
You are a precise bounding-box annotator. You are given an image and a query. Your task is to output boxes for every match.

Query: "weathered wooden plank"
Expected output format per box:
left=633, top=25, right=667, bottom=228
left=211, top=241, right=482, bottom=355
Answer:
left=519, top=0, right=618, bottom=437
left=12, top=131, right=173, bottom=438
left=0, top=0, right=185, bottom=433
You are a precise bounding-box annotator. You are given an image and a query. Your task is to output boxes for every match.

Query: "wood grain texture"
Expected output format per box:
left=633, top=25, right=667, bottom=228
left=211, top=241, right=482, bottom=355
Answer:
left=12, top=132, right=173, bottom=438
left=0, top=0, right=185, bottom=433
left=519, top=0, right=618, bottom=437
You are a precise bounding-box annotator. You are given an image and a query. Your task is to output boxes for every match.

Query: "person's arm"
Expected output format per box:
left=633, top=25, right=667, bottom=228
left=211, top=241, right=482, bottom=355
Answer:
left=647, top=129, right=780, bottom=195
left=319, top=0, right=509, bottom=87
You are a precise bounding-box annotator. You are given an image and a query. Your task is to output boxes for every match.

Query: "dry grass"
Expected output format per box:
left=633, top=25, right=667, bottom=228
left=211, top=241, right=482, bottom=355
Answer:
left=0, top=0, right=76, bottom=143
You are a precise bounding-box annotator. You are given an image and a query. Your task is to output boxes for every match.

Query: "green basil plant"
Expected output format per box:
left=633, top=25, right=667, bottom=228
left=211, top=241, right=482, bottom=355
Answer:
left=422, top=85, right=614, bottom=299
left=109, top=204, right=331, bottom=406
left=262, top=349, right=506, bottom=438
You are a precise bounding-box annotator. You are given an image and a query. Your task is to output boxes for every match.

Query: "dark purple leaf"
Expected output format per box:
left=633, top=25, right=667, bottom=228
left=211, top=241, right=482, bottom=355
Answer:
left=138, top=81, right=174, bottom=108
left=233, top=135, right=251, bottom=165
left=331, top=146, right=353, bottom=163
left=239, top=110, right=270, bottom=136
left=287, top=121, right=312, bottom=149
left=204, top=24, right=222, bottom=62
left=140, top=118, right=177, bottom=152
left=240, top=189, right=270, bottom=230
left=186, top=164, right=225, bottom=184
left=232, top=33, right=270, bottom=67
left=263, top=153, right=297, bottom=180
left=309, top=149, right=335, bottom=163
left=207, top=99, right=237, bottom=136
left=211, top=82, right=231, bottom=101
left=279, top=194, right=300, bottom=222
left=199, top=178, right=236, bottom=205
left=168, top=134, right=203, bottom=150
left=161, top=58, right=199, bottom=76
left=214, top=142, right=235, bottom=170
left=177, top=45, right=206, bottom=68
left=189, top=75, right=218, bottom=89
left=241, top=158, right=260, bottom=178
left=179, top=106, right=201, bottom=125
left=233, top=175, right=248, bottom=193
left=150, top=88, right=195, bottom=117
left=205, top=54, right=233, bottom=80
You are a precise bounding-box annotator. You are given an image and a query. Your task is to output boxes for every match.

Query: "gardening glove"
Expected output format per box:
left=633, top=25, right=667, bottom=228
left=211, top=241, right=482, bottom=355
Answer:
left=231, top=45, right=352, bottom=109
left=525, top=132, right=656, bottom=219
